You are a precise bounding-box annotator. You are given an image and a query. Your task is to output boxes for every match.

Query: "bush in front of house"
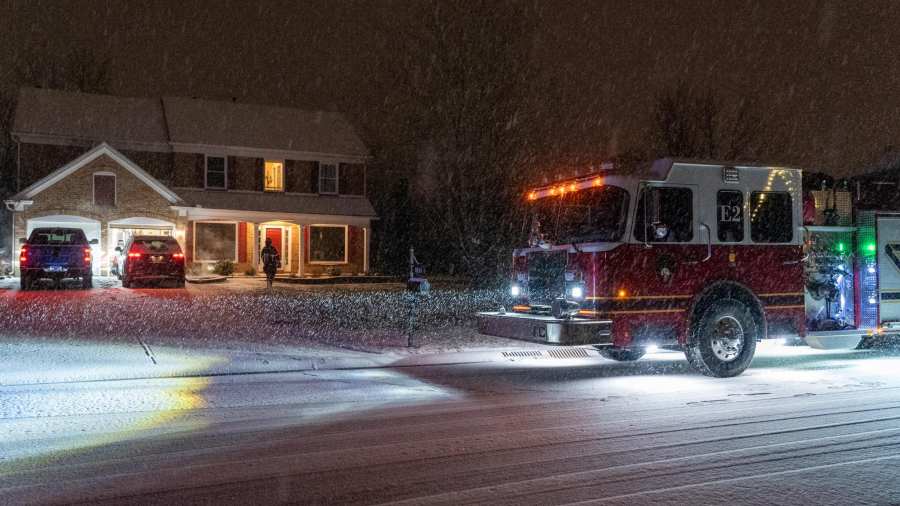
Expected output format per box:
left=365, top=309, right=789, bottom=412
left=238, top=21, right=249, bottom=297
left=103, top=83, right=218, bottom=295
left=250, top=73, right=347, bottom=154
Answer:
left=244, top=266, right=257, bottom=276
left=213, top=260, right=235, bottom=276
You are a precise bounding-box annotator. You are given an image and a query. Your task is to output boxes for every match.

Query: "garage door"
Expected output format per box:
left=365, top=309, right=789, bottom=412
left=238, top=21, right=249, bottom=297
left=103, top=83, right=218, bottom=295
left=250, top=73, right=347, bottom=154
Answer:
left=26, top=215, right=102, bottom=275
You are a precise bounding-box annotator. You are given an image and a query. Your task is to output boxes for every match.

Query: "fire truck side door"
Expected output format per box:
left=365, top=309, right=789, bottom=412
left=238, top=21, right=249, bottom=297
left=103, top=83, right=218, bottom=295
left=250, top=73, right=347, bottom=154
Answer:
left=877, top=216, right=900, bottom=323
left=632, top=185, right=705, bottom=294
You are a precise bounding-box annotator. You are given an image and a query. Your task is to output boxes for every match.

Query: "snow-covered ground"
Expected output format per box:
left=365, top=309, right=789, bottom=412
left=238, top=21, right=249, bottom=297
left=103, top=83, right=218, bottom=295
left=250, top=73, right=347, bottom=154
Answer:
left=6, top=343, right=900, bottom=504
left=0, top=276, right=527, bottom=354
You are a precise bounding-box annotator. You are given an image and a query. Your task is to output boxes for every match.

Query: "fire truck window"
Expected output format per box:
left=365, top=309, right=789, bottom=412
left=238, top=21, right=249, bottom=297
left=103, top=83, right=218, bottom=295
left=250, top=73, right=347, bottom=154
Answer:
left=750, top=191, right=793, bottom=243
left=716, top=190, right=744, bottom=242
left=633, top=187, right=693, bottom=243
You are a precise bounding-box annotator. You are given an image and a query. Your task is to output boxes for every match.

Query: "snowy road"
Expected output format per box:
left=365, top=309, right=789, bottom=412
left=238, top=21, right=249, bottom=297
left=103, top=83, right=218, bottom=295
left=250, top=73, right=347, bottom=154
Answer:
left=4, top=344, right=900, bottom=504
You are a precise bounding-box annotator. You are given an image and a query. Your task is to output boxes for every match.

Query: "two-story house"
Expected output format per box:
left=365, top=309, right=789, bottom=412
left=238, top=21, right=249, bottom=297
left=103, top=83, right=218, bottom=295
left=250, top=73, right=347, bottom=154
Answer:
left=4, top=87, right=376, bottom=277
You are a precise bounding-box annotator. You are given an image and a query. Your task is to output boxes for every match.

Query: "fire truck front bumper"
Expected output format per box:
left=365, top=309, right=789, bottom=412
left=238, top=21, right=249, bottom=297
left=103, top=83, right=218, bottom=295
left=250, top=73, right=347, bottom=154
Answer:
left=477, top=311, right=613, bottom=346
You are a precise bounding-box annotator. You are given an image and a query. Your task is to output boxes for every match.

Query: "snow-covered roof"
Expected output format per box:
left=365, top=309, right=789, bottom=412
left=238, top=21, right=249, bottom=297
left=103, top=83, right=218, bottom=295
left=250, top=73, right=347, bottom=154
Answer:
left=12, top=87, right=369, bottom=158
left=6, top=142, right=183, bottom=204
left=14, top=87, right=169, bottom=148
left=162, top=97, right=369, bottom=158
left=174, top=188, right=377, bottom=217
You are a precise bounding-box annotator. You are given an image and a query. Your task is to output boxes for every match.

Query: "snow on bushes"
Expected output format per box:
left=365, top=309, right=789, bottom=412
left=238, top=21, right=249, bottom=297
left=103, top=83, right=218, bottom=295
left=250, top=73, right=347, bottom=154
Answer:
left=0, top=286, right=512, bottom=351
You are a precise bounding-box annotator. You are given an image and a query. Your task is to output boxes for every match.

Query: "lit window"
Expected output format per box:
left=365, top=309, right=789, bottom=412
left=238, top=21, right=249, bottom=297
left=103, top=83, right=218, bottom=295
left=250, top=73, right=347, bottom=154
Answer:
left=264, top=160, right=284, bottom=192
left=205, top=156, right=227, bottom=189
left=319, top=163, right=338, bottom=194
left=309, top=225, right=347, bottom=263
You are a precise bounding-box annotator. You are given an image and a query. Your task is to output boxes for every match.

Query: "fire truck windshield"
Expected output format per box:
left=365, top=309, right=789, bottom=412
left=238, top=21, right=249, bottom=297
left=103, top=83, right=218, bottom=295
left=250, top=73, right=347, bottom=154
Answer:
left=529, top=185, right=630, bottom=245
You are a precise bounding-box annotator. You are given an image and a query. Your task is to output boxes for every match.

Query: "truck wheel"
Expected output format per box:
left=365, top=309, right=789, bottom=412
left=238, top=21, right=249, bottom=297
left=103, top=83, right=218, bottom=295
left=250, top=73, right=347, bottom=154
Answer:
left=122, top=277, right=130, bottom=288
left=20, top=274, right=30, bottom=291
left=685, top=299, right=758, bottom=377
left=82, top=275, right=93, bottom=289
left=599, top=348, right=646, bottom=361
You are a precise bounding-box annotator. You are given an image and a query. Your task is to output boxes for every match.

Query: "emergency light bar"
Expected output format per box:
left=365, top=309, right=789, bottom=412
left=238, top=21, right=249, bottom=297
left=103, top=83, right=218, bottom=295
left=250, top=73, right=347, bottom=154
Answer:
left=526, top=173, right=606, bottom=201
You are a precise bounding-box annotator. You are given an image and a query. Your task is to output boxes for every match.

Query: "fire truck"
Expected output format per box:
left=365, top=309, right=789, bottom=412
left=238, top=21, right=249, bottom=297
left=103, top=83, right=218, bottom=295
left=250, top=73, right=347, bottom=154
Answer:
left=478, top=158, right=900, bottom=377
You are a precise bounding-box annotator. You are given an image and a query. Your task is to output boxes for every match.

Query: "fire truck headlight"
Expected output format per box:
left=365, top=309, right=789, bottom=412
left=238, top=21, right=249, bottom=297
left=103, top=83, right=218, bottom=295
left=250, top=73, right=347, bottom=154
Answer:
left=568, top=284, right=584, bottom=300
left=510, top=284, right=522, bottom=297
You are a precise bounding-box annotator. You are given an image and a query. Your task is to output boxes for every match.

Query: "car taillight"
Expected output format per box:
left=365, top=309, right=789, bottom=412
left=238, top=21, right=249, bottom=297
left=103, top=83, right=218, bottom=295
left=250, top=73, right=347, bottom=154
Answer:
left=19, top=247, right=27, bottom=265
left=128, top=252, right=141, bottom=258
left=171, top=252, right=185, bottom=262
left=84, top=248, right=92, bottom=263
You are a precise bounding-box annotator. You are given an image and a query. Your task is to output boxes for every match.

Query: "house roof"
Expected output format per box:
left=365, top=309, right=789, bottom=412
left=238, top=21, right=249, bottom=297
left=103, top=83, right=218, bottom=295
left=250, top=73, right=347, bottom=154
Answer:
left=162, top=97, right=369, bottom=157
left=13, top=87, right=369, bottom=158
left=6, top=143, right=183, bottom=204
left=173, top=188, right=377, bottom=218
left=14, top=87, right=169, bottom=146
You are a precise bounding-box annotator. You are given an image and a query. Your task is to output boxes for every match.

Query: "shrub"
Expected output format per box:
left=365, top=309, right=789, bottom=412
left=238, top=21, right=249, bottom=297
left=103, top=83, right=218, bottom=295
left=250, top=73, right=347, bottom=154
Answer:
left=212, top=260, right=235, bottom=276
left=244, top=266, right=257, bottom=276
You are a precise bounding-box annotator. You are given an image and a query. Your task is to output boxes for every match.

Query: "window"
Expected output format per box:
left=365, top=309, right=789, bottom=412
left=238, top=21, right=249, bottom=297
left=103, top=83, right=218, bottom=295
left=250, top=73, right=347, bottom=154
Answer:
left=633, top=186, right=693, bottom=243
left=205, top=156, right=227, bottom=189
left=309, top=225, right=347, bottom=263
left=194, top=222, right=237, bottom=261
left=529, top=186, right=630, bottom=243
left=94, top=174, right=116, bottom=207
left=750, top=192, right=793, bottom=243
left=716, top=190, right=743, bottom=242
left=318, top=163, right=338, bottom=194
left=264, top=160, right=284, bottom=192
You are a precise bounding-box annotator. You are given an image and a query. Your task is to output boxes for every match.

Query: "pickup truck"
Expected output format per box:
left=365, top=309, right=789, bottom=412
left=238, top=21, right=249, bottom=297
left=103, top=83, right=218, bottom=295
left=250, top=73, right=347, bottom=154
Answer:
left=19, top=227, right=97, bottom=290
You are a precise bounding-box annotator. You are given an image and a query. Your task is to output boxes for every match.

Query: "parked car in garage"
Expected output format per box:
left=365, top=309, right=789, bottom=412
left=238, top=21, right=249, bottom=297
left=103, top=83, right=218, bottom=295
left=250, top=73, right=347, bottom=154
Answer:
left=120, top=236, right=186, bottom=288
left=19, top=227, right=97, bottom=290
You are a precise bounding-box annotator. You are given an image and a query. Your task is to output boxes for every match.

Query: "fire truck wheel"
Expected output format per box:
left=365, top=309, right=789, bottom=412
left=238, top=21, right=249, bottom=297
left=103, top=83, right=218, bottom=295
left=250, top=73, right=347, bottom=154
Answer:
left=599, top=348, right=646, bottom=362
left=685, top=299, right=758, bottom=378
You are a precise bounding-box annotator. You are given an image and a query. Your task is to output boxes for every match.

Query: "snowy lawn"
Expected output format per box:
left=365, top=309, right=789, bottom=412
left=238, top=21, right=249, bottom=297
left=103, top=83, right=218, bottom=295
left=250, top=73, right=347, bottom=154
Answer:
left=0, top=276, right=534, bottom=354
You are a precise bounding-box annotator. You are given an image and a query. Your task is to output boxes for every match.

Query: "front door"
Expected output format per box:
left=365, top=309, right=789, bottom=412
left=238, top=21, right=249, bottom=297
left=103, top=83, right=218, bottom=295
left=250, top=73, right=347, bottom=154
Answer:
left=261, top=226, right=288, bottom=272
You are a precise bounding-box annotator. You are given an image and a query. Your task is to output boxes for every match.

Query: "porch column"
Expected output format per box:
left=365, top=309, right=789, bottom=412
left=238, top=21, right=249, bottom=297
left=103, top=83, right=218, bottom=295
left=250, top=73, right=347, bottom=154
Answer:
left=363, top=225, right=370, bottom=274
left=297, top=225, right=304, bottom=277
left=251, top=222, right=259, bottom=272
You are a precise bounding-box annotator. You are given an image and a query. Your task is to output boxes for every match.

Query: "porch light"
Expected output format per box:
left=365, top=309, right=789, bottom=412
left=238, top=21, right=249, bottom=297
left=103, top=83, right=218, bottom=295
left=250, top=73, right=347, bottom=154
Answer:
left=617, top=289, right=627, bottom=298
left=510, top=284, right=522, bottom=297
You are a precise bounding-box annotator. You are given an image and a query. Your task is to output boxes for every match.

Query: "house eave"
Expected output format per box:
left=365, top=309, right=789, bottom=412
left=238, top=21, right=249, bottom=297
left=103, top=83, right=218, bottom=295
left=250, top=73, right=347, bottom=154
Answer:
left=3, top=200, right=33, bottom=212
left=168, top=142, right=370, bottom=164
left=170, top=206, right=375, bottom=225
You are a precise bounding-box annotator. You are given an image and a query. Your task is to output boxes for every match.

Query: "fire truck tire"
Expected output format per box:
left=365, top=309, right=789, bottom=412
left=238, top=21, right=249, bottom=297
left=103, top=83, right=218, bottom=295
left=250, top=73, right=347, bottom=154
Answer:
left=685, top=299, right=758, bottom=378
left=599, top=348, right=646, bottom=361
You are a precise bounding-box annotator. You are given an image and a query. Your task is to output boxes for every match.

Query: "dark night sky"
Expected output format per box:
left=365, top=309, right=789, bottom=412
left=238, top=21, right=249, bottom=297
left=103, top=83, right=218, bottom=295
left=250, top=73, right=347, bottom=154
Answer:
left=3, top=0, right=900, bottom=175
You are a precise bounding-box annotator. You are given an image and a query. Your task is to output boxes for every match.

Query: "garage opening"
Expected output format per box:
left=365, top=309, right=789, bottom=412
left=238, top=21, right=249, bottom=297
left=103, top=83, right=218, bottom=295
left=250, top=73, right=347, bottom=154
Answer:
left=108, top=218, right=176, bottom=276
left=26, top=215, right=102, bottom=275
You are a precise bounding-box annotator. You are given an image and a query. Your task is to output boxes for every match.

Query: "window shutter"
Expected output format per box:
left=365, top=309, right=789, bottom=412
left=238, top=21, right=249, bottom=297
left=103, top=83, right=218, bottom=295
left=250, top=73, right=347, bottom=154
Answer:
left=284, top=160, right=297, bottom=192
left=255, top=158, right=264, bottom=191
left=227, top=157, right=236, bottom=190
left=195, top=154, right=205, bottom=188
left=312, top=162, right=320, bottom=193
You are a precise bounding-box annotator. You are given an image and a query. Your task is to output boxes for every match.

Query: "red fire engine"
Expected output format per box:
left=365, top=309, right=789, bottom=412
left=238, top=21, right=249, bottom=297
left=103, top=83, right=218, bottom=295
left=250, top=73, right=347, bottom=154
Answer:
left=478, top=158, right=898, bottom=377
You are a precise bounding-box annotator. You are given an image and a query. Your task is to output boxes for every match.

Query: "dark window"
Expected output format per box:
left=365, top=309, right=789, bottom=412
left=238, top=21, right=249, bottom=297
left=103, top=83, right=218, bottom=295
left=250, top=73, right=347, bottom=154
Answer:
left=309, top=226, right=346, bottom=262
left=28, top=228, right=88, bottom=245
left=195, top=223, right=236, bottom=261
left=94, top=174, right=116, bottom=207
left=131, top=238, right=180, bottom=253
left=750, top=192, right=793, bottom=243
left=318, top=163, right=338, bottom=194
left=716, top=190, right=743, bottom=242
left=633, top=187, right=693, bottom=243
left=205, top=156, right=227, bottom=189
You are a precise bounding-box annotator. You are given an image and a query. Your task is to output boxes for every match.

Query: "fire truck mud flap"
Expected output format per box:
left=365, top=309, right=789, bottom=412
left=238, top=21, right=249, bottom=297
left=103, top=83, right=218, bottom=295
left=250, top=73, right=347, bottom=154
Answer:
left=477, top=312, right=613, bottom=346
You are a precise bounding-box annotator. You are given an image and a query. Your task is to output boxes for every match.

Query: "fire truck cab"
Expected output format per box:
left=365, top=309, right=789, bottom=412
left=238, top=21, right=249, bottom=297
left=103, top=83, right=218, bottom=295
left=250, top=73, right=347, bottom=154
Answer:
left=478, top=158, right=877, bottom=377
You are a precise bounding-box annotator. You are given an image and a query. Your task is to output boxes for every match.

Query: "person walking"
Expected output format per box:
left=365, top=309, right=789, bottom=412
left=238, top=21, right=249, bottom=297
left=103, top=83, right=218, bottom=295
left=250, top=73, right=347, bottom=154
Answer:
left=260, top=237, right=280, bottom=290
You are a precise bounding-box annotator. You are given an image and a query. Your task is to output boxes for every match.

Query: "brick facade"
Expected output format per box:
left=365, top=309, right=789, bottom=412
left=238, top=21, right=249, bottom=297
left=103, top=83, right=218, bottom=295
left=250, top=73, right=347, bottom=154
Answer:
left=13, top=153, right=183, bottom=274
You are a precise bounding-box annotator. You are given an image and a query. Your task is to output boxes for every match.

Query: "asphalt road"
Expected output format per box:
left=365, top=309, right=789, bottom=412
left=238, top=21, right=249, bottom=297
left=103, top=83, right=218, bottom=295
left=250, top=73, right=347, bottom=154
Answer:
left=5, top=344, right=900, bottom=505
